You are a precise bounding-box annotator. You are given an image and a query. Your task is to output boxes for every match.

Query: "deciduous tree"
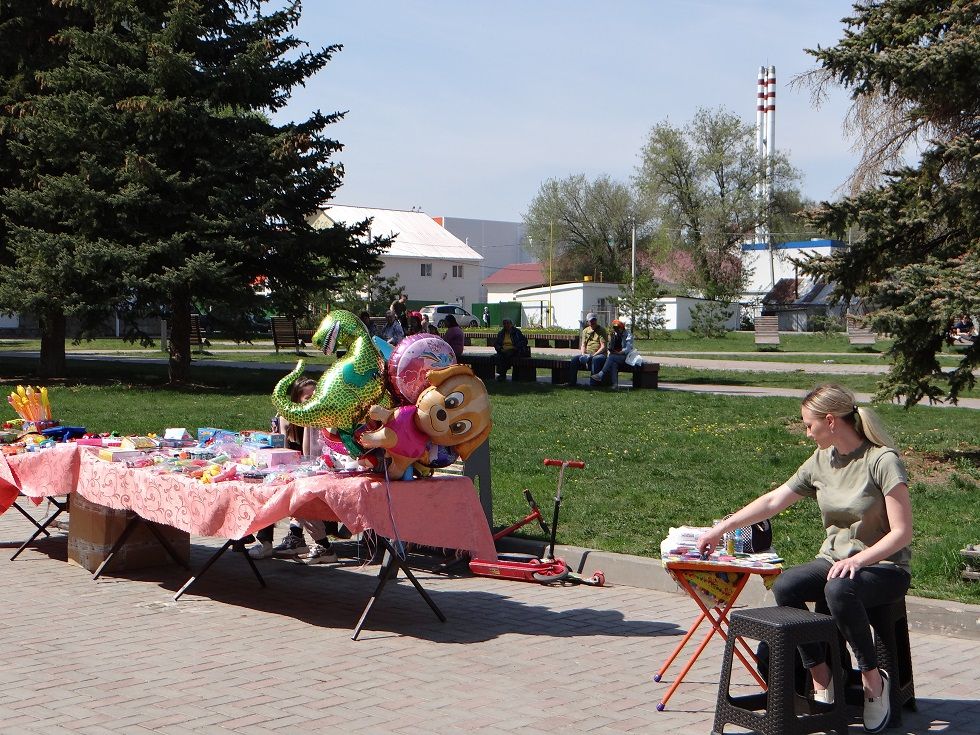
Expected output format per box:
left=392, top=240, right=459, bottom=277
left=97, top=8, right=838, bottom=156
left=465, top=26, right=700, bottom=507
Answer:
left=522, top=174, right=645, bottom=283
left=635, top=107, right=801, bottom=302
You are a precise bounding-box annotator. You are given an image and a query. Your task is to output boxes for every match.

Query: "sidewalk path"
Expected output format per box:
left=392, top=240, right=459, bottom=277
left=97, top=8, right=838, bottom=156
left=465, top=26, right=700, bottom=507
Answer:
left=2, top=510, right=980, bottom=734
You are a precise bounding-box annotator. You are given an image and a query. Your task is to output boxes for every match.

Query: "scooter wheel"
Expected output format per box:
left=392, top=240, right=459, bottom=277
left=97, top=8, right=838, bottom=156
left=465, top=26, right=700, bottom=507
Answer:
left=591, top=571, right=605, bottom=587
left=532, top=568, right=570, bottom=584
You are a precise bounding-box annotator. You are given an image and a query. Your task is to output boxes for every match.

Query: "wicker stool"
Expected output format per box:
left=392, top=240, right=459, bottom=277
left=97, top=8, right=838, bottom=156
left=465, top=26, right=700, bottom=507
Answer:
left=712, top=606, right=849, bottom=735
left=840, top=598, right=916, bottom=728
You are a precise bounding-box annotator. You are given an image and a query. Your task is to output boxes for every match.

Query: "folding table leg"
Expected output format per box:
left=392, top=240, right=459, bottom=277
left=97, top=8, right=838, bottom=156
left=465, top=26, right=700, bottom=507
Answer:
left=143, top=520, right=190, bottom=570
left=173, top=538, right=265, bottom=601
left=10, top=496, right=68, bottom=561
left=11, top=501, right=51, bottom=536
left=351, top=537, right=446, bottom=641
left=656, top=571, right=765, bottom=711
left=92, top=514, right=143, bottom=580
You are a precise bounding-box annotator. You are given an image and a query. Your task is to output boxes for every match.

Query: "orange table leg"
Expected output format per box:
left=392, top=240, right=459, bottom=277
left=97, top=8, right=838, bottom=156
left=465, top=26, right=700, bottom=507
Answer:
left=655, top=570, right=766, bottom=711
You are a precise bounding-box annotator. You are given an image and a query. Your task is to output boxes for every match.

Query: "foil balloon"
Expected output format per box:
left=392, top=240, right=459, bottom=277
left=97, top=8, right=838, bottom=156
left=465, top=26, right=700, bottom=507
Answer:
left=358, top=364, right=492, bottom=480
left=387, top=333, right=457, bottom=404
left=271, top=310, right=391, bottom=442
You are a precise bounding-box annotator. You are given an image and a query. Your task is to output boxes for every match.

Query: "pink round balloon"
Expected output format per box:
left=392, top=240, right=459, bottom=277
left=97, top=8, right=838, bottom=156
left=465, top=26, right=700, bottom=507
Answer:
left=387, top=334, right=457, bottom=403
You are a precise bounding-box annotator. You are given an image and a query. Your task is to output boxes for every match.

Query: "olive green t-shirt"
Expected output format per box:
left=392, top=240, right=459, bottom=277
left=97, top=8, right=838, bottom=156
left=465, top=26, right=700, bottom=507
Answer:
left=785, top=441, right=911, bottom=573
left=581, top=325, right=607, bottom=354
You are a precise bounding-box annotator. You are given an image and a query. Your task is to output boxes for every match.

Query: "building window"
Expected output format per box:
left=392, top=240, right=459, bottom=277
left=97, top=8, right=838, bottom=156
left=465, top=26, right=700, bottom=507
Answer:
left=420, top=263, right=432, bottom=277
left=452, top=265, right=464, bottom=278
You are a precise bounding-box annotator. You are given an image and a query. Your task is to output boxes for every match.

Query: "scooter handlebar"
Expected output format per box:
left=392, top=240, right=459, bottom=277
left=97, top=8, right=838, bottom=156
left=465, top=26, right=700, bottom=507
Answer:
left=543, top=459, right=585, bottom=469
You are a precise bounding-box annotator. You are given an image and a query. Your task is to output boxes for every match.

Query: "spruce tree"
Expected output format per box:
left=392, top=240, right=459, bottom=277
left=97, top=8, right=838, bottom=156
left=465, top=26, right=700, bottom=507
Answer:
left=1, top=1, right=381, bottom=381
left=802, top=0, right=980, bottom=404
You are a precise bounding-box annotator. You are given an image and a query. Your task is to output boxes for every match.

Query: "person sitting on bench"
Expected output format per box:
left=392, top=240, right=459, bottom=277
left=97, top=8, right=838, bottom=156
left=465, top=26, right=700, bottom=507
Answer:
left=493, top=318, right=528, bottom=381
left=567, top=312, right=607, bottom=386
left=697, top=384, right=912, bottom=734
left=591, top=319, right=632, bottom=387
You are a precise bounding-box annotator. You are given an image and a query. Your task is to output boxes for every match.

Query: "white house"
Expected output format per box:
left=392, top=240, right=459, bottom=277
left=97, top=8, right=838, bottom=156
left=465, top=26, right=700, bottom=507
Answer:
left=312, top=206, right=484, bottom=309
left=512, top=281, right=623, bottom=329
left=501, top=276, right=741, bottom=331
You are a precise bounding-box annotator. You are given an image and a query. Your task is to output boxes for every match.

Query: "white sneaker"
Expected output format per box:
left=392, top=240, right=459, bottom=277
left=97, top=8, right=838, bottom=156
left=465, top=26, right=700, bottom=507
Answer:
left=248, top=541, right=274, bottom=559
left=863, top=669, right=890, bottom=733
left=813, top=687, right=834, bottom=705
left=272, top=535, right=309, bottom=557
left=303, top=543, right=339, bottom=565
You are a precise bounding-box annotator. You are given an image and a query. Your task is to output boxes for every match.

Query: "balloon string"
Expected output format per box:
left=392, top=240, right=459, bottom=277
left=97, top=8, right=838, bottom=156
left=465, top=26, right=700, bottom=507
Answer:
left=380, top=451, right=406, bottom=561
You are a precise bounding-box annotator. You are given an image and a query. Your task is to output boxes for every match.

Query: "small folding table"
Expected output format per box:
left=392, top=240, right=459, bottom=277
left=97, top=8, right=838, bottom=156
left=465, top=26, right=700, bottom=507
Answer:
left=654, top=557, right=781, bottom=711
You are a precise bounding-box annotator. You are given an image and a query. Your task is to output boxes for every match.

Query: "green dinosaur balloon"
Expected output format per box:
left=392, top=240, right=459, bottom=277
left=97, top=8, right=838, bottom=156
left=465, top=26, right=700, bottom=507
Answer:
left=271, top=310, right=389, bottom=433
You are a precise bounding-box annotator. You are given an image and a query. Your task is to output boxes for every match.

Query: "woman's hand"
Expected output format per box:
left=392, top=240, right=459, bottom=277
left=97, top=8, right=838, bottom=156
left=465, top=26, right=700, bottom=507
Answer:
left=696, top=529, right=723, bottom=555
left=827, top=556, right=865, bottom=579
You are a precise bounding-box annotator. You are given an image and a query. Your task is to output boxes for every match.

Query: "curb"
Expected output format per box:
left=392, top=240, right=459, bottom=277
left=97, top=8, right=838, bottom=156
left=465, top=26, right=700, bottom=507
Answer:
left=497, top=537, right=980, bottom=641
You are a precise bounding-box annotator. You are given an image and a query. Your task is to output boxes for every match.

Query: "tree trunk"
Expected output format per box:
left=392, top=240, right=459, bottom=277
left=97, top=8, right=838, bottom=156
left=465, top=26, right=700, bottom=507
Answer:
left=38, top=308, right=67, bottom=379
left=168, top=299, right=192, bottom=384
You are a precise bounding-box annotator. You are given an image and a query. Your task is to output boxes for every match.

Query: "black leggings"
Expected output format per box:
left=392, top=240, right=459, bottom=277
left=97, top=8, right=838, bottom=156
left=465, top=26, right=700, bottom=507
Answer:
left=772, top=558, right=910, bottom=672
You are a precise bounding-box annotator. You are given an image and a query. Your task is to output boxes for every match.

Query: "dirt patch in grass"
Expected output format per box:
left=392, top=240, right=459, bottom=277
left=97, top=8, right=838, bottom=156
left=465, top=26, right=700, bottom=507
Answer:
left=785, top=418, right=979, bottom=486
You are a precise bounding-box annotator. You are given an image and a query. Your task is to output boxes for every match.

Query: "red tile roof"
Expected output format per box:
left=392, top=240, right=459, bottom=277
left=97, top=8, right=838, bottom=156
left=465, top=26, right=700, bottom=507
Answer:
left=482, top=262, right=546, bottom=286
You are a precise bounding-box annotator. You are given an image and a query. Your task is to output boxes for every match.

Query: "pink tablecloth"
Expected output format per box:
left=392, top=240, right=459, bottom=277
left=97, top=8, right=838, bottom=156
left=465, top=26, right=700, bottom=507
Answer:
left=0, top=444, right=81, bottom=514
left=74, top=448, right=496, bottom=560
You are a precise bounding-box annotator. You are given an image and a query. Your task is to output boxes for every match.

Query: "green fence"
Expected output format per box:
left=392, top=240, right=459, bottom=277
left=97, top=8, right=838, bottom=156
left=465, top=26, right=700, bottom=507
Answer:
left=471, top=302, right=523, bottom=328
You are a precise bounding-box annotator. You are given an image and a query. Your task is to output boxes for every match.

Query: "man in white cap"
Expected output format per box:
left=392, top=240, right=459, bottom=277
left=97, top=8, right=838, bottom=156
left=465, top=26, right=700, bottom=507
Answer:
left=566, top=312, right=607, bottom=386
left=592, top=319, right=633, bottom=388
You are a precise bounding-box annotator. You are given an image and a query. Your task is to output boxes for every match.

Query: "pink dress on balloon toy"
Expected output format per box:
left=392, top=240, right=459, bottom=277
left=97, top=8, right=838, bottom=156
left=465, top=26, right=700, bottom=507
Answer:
left=358, top=364, right=492, bottom=481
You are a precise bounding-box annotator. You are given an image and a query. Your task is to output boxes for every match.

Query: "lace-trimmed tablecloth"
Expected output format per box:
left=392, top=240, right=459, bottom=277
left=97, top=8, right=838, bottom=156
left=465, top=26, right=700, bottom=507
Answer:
left=73, top=447, right=496, bottom=560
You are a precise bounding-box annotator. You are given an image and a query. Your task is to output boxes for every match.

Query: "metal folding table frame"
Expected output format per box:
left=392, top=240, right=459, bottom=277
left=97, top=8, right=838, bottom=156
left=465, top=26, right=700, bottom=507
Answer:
left=94, top=510, right=445, bottom=640
left=654, top=559, right=781, bottom=711
left=10, top=494, right=70, bottom=561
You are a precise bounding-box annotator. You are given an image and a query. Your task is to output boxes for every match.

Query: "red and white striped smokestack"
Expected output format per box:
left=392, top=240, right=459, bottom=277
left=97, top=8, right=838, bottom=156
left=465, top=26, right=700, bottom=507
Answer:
left=766, top=65, right=776, bottom=182
left=756, top=66, right=766, bottom=203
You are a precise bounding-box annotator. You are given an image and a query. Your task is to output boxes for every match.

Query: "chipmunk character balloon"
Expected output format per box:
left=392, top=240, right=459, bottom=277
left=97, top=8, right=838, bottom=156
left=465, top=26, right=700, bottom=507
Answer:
left=358, top=364, right=492, bottom=479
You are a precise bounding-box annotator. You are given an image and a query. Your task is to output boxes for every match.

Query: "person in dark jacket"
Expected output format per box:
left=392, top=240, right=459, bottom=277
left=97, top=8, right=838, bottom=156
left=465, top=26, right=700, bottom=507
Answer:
left=493, top=318, right=528, bottom=381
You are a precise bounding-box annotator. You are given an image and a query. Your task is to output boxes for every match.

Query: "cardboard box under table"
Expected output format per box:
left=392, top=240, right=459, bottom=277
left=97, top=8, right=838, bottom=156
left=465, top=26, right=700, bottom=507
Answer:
left=67, top=491, right=190, bottom=574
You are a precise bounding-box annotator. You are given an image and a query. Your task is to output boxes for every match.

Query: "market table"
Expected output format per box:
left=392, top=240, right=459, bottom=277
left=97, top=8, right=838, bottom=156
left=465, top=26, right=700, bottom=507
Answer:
left=3, top=444, right=496, bottom=638
left=1, top=444, right=80, bottom=559
left=654, top=557, right=782, bottom=711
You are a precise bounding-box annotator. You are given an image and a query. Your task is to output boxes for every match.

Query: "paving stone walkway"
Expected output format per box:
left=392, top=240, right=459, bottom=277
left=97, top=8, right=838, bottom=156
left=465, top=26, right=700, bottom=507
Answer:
left=2, top=509, right=979, bottom=734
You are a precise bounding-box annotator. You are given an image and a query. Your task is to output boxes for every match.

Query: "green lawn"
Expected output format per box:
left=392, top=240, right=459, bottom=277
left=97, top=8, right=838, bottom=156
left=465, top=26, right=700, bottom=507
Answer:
left=2, top=363, right=977, bottom=604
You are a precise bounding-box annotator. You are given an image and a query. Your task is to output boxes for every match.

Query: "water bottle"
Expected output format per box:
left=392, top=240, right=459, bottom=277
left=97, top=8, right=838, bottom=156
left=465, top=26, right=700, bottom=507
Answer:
left=734, top=527, right=745, bottom=554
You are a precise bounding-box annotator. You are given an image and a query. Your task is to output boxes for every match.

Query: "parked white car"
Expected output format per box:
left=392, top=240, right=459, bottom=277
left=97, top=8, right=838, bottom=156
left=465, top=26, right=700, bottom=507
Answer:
left=420, top=304, right=480, bottom=328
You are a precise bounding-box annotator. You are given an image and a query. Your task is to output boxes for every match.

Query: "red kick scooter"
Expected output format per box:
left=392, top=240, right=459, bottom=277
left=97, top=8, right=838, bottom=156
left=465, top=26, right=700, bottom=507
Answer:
left=469, top=459, right=605, bottom=586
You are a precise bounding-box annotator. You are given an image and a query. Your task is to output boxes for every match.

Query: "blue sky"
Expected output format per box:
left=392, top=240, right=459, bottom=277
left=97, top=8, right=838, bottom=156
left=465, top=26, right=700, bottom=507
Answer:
left=275, top=1, right=860, bottom=222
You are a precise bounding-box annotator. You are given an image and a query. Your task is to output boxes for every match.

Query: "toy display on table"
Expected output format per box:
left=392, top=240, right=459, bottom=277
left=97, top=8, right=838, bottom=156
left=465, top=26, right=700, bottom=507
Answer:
left=2, top=386, right=86, bottom=455
left=7, top=385, right=57, bottom=431
left=660, top=525, right=782, bottom=607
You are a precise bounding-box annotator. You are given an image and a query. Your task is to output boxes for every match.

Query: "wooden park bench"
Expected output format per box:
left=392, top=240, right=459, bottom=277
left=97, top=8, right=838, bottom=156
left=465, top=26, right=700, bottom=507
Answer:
left=846, top=316, right=878, bottom=346
left=271, top=316, right=302, bottom=353
left=459, top=353, right=659, bottom=389
left=463, top=329, right=580, bottom=349
left=754, top=315, right=780, bottom=346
